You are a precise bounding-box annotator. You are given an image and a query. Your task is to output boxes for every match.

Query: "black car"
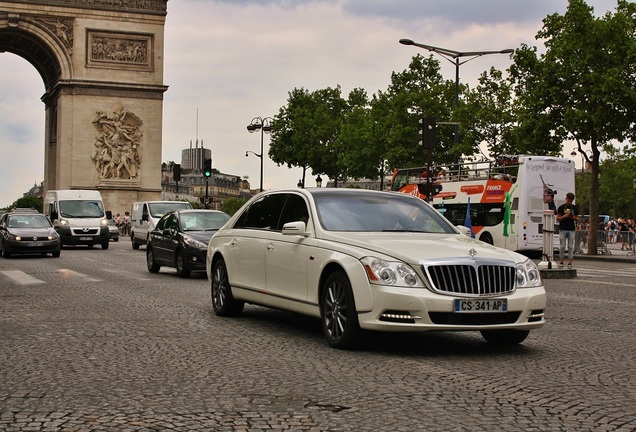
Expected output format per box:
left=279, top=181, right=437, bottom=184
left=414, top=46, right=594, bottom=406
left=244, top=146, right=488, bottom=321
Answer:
left=146, top=209, right=230, bottom=277
left=0, top=211, right=61, bottom=258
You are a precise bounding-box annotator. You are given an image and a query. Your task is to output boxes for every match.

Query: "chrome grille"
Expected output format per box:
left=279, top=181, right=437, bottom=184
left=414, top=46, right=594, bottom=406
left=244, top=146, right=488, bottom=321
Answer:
left=72, top=229, right=98, bottom=235
left=424, top=262, right=516, bottom=296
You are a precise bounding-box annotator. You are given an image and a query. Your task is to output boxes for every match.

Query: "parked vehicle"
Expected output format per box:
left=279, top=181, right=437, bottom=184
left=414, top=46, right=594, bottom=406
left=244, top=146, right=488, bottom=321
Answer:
left=107, top=219, right=120, bottom=242
left=130, top=201, right=192, bottom=249
left=0, top=209, right=61, bottom=258
left=206, top=188, right=546, bottom=350
left=146, top=209, right=230, bottom=277
left=43, top=190, right=109, bottom=249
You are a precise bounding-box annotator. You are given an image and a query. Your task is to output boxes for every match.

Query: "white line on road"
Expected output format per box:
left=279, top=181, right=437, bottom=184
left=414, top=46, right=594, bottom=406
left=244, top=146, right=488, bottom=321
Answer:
left=0, top=270, right=46, bottom=285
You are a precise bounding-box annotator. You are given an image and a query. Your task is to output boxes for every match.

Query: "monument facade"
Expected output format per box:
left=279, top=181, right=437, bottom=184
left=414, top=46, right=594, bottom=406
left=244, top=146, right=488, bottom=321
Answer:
left=0, top=0, right=169, bottom=213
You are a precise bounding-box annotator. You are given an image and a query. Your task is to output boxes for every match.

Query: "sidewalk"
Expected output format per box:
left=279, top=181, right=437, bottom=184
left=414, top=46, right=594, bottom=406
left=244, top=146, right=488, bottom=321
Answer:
left=572, top=242, right=635, bottom=263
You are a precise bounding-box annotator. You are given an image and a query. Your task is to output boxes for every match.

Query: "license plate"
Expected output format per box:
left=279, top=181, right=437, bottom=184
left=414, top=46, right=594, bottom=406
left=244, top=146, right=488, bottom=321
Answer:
left=454, top=299, right=507, bottom=313
left=79, top=237, right=92, bottom=241
left=27, top=242, right=44, bottom=247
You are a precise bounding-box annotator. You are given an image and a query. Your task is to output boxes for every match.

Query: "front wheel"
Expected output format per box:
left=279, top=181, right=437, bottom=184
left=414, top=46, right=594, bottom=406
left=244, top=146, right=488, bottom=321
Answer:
left=101, top=242, right=109, bottom=250
left=131, top=234, right=140, bottom=250
left=175, top=250, right=191, bottom=278
left=480, top=329, right=530, bottom=345
left=320, top=270, right=362, bottom=350
left=211, top=259, right=244, bottom=316
left=146, top=246, right=160, bottom=273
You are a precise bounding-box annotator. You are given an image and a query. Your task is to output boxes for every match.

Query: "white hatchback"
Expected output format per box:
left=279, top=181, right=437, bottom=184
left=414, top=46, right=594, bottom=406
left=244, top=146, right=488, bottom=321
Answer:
left=206, top=188, right=546, bottom=350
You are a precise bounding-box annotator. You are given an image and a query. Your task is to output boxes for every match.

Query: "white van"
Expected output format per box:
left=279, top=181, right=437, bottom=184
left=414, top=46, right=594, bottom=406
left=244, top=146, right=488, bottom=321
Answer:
left=44, top=190, right=110, bottom=249
left=130, top=200, right=192, bottom=249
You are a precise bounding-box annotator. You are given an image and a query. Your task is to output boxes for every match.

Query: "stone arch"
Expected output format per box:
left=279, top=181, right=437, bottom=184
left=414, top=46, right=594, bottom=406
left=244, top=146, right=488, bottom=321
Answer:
left=0, top=1, right=168, bottom=214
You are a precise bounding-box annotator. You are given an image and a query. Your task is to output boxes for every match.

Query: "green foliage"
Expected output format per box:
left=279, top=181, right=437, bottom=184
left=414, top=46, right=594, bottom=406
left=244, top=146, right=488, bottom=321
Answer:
left=220, top=197, right=249, bottom=216
left=6, top=196, right=43, bottom=213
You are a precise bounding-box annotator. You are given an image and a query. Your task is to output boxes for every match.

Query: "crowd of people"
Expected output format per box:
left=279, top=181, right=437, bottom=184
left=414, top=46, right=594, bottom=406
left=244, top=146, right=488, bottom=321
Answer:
left=114, top=211, right=131, bottom=236
left=576, top=216, right=635, bottom=251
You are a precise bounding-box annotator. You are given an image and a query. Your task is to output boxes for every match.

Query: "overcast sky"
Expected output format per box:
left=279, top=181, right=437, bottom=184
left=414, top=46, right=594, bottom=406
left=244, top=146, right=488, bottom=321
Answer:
left=0, top=0, right=619, bottom=208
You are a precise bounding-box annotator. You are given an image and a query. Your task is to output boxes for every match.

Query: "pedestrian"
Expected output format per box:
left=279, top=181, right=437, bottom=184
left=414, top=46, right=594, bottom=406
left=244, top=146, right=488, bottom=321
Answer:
left=122, top=211, right=131, bottom=236
left=557, top=192, right=579, bottom=269
left=618, top=218, right=630, bottom=251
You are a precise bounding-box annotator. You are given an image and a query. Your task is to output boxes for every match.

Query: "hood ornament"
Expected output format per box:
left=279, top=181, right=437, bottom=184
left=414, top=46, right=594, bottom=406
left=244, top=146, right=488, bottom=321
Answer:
left=468, top=248, right=477, bottom=260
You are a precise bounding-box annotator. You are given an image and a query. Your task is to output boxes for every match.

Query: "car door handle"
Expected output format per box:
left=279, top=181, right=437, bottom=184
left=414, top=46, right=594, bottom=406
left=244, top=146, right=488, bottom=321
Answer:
left=267, top=243, right=275, bottom=250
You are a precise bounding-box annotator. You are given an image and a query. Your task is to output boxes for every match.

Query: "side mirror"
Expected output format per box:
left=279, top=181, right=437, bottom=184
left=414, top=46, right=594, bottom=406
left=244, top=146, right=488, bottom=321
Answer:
left=106, top=210, right=112, bottom=219
left=282, top=221, right=309, bottom=237
left=142, top=214, right=148, bottom=222
left=50, top=210, right=59, bottom=221
left=456, top=225, right=472, bottom=237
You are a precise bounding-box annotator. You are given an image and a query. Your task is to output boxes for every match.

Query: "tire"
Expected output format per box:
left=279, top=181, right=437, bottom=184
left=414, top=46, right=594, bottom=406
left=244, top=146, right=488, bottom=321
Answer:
left=52, top=250, right=61, bottom=258
left=101, top=242, right=109, bottom=250
left=480, top=232, right=494, bottom=245
left=131, top=234, right=140, bottom=250
left=211, top=258, right=244, bottom=317
left=175, top=250, right=191, bottom=278
left=320, top=270, right=362, bottom=350
left=114, top=238, right=119, bottom=242
left=146, top=246, right=160, bottom=273
left=480, top=329, right=530, bottom=345
left=2, top=244, right=11, bottom=258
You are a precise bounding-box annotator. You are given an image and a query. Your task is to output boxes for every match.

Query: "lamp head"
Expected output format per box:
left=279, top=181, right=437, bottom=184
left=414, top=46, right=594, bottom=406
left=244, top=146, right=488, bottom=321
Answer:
left=399, top=39, right=414, bottom=46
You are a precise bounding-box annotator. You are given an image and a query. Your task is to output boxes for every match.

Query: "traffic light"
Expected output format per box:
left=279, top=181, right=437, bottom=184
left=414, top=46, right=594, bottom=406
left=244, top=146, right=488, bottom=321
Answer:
left=173, top=164, right=181, bottom=182
left=203, top=158, right=212, bottom=178
left=419, top=117, right=437, bottom=149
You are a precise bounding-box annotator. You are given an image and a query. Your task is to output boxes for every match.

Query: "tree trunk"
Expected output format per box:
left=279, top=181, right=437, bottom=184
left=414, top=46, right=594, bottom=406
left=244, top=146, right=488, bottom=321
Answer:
left=586, top=139, right=601, bottom=255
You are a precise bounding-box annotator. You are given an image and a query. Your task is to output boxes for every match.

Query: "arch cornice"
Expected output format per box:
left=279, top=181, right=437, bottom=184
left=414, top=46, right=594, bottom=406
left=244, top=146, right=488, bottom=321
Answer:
left=6, top=0, right=167, bottom=16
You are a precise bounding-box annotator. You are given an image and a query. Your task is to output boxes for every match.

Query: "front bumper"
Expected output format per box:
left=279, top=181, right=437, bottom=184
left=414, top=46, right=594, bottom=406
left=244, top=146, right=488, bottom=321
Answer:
left=5, top=239, right=61, bottom=255
left=57, top=226, right=109, bottom=245
left=357, top=286, right=546, bottom=332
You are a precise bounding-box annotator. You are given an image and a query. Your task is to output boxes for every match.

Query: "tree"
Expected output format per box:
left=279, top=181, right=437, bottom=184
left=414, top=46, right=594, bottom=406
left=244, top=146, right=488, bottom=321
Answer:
left=270, top=86, right=355, bottom=186
left=509, top=0, right=636, bottom=254
left=220, top=197, right=249, bottom=216
left=6, top=196, right=43, bottom=213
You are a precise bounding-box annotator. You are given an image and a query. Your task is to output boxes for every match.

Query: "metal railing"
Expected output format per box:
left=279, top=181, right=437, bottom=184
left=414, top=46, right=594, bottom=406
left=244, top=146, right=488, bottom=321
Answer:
left=575, top=230, right=635, bottom=256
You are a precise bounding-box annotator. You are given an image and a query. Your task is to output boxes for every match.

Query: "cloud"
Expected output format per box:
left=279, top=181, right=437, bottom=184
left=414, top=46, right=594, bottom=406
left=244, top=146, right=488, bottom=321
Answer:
left=0, top=0, right=619, bottom=208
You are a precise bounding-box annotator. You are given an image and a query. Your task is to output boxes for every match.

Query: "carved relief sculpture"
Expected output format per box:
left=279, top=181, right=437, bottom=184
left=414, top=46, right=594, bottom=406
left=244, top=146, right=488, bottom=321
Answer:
left=38, top=17, right=74, bottom=54
left=92, top=106, right=143, bottom=180
left=87, top=30, right=153, bottom=71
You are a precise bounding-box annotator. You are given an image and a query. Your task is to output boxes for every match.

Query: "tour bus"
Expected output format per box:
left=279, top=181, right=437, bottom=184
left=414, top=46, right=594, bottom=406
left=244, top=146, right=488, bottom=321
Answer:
left=390, top=155, right=576, bottom=253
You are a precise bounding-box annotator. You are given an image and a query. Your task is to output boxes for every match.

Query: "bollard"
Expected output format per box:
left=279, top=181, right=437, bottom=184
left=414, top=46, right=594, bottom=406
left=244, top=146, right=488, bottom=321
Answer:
left=538, top=209, right=556, bottom=270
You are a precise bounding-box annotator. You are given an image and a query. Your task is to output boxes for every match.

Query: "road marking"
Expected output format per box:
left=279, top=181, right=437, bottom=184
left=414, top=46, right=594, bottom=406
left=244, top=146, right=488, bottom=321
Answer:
left=0, top=270, right=46, bottom=285
left=56, top=269, right=102, bottom=282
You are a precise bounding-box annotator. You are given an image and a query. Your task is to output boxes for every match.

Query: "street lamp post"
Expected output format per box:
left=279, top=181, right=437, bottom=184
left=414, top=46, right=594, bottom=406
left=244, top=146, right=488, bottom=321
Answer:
left=399, top=39, right=513, bottom=147
left=246, top=116, right=273, bottom=192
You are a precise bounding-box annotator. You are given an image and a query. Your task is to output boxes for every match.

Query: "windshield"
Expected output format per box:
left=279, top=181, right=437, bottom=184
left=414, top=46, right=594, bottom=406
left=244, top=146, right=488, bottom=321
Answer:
left=59, top=200, right=105, bottom=218
left=180, top=212, right=230, bottom=231
left=148, top=202, right=192, bottom=218
left=7, top=214, right=52, bottom=228
left=314, top=192, right=456, bottom=233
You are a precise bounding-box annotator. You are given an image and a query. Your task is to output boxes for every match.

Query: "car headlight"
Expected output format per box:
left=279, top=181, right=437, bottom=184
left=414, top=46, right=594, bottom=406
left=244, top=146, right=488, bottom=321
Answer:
left=183, top=236, right=207, bottom=249
left=100, top=218, right=108, bottom=226
left=361, top=256, right=424, bottom=287
left=516, top=258, right=542, bottom=288
left=59, top=218, right=69, bottom=226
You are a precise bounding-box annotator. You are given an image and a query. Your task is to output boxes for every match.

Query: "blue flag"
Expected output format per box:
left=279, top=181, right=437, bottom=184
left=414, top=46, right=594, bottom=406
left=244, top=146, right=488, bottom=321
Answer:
left=464, top=197, right=475, bottom=238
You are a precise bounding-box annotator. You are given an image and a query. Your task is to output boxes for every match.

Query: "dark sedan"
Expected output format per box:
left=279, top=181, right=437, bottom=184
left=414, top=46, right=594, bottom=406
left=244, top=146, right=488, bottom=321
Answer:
left=146, top=209, right=230, bottom=278
left=0, top=211, right=61, bottom=258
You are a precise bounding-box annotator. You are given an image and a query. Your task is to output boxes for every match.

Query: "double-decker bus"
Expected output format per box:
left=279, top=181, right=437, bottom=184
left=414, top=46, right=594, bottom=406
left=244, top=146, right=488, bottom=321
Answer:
left=390, top=155, right=575, bottom=252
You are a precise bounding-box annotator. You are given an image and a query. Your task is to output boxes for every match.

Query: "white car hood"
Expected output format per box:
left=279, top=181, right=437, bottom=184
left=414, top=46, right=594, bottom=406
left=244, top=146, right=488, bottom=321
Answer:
left=319, top=231, right=520, bottom=264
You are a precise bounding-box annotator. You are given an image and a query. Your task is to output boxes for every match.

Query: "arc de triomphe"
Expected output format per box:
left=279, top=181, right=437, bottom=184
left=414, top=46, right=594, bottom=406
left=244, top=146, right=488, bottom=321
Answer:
left=0, top=0, right=168, bottom=213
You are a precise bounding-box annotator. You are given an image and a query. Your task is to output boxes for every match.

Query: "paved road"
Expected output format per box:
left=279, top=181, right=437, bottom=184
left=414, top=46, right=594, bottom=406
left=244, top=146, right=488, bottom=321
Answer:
left=1, top=241, right=635, bottom=431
